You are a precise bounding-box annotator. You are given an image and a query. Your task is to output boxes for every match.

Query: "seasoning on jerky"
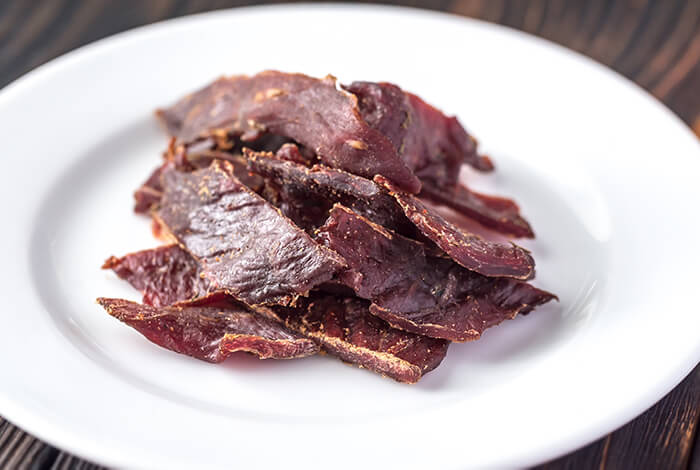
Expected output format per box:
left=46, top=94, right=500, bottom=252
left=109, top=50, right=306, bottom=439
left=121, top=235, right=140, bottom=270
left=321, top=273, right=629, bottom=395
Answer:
left=97, top=297, right=319, bottom=361
left=316, top=205, right=555, bottom=341
left=102, top=244, right=210, bottom=307
left=157, top=71, right=421, bottom=193
left=156, top=160, right=345, bottom=306
left=273, top=294, right=449, bottom=383
left=246, top=149, right=533, bottom=279
left=421, top=183, right=535, bottom=239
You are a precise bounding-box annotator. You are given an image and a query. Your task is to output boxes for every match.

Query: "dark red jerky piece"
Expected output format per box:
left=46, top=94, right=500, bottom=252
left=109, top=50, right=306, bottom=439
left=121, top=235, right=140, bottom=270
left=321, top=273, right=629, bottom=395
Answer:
left=102, top=245, right=211, bottom=308
left=406, top=92, right=494, bottom=173
left=257, top=179, right=332, bottom=232
left=168, top=140, right=265, bottom=193
left=100, top=244, right=445, bottom=381
left=345, top=81, right=492, bottom=190
left=101, top=246, right=445, bottom=381
left=103, top=245, right=253, bottom=312
left=316, top=205, right=555, bottom=341
left=156, top=160, right=345, bottom=306
left=134, top=163, right=166, bottom=214
left=273, top=295, right=449, bottom=384
left=133, top=140, right=268, bottom=215
left=245, top=149, right=531, bottom=278
left=176, top=133, right=293, bottom=167
left=157, top=71, right=421, bottom=193
left=244, top=148, right=415, bottom=234
left=375, top=176, right=534, bottom=280
left=421, top=183, right=535, bottom=239
left=97, top=297, right=318, bottom=362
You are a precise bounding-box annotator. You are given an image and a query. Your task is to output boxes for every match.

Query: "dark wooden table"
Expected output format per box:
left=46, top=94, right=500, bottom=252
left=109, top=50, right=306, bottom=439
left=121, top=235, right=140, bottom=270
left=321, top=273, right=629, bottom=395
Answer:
left=1, top=1, right=698, bottom=469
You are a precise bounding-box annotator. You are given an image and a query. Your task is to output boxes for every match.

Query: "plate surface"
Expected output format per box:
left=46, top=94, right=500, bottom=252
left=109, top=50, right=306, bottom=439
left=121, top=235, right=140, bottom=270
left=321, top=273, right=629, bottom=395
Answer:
left=0, top=5, right=698, bottom=469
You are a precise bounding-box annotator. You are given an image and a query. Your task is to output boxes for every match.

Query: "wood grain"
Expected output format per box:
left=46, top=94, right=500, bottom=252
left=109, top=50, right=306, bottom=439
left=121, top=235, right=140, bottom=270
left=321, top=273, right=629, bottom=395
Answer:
left=0, top=1, right=698, bottom=469
left=541, top=364, right=700, bottom=469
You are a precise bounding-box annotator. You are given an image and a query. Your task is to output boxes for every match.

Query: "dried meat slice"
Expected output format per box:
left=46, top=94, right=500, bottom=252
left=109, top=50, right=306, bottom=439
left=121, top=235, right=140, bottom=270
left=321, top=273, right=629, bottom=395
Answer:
left=102, top=246, right=447, bottom=382
left=316, top=205, right=555, bottom=341
left=97, top=297, right=319, bottom=361
left=345, top=81, right=492, bottom=190
left=273, top=295, right=449, bottom=383
left=134, top=163, right=166, bottom=214
left=157, top=71, right=421, bottom=193
left=375, top=175, right=534, bottom=279
left=420, top=183, right=535, bottom=239
left=102, top=245, right=211, bottom=307
left=406, top=91, right=493, bottom=174
left=246, top=149, right=534, bottom=279
left=134, top=158, right=259, bottom=216
left=244, top=147, right=415, bottom=235
left=156, top=160, right=345, bottom=306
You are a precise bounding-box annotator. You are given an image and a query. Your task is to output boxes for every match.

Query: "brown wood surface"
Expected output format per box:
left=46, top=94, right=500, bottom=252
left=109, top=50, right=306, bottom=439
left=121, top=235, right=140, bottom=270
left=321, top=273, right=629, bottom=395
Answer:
left=0, top=1, right=698, bottom=469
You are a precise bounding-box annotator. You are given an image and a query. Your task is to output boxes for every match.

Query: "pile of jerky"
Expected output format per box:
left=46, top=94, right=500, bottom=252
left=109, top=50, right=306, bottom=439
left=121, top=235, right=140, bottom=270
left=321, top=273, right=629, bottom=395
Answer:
left=99, top=71, right=555, bottom=383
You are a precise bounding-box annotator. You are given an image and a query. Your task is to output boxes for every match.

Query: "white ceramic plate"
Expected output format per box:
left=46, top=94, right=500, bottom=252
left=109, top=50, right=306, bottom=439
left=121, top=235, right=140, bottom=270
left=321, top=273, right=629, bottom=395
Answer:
left=0, top=5, right=698, bottom=469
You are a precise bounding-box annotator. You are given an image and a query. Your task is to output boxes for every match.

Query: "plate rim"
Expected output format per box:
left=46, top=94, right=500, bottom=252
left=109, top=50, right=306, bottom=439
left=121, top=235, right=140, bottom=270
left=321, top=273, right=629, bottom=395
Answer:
left=0, top=4, right=698, bottom=469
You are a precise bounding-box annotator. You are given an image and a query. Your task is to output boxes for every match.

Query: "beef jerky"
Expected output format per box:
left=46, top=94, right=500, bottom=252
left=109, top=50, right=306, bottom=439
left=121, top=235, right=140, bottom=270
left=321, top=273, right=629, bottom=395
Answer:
left=134, top=163, right=166, bottom=214
left=102, top=247, right=446, bottom=382
left=176, top=133, right=293, bottom=167
left=273, top=294, right=448, bottom=383
left=245, top=149, right=533, bottom=279
left=102, top=244, right=446, bottom=381
left=406, top=91, right=493, bottom=174
left=345, top=81, right=492, bottom=190
left=421, top=183, right=534, bottom=238
left=244, top=147, right=415, bottom=234
left=167, top=140, right=265, bottom=192
left=157, top=71, right=421, bottom=193
left=316, top=205, right=555, bottom=341
left=102, top=244, right=211, bottom=307
left=156, top=160, right=345, bottom=306
left=375, top=175, right=534, bottom=279
left=97, top=297, right=318, bottom=361
left=133, top=146, right=266, bottom=215
left=258, top=179, right=332, bottom=232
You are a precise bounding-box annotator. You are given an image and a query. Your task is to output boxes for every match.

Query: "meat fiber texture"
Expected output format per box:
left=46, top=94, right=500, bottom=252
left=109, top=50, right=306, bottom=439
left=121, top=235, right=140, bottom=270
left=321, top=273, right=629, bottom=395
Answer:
left=244, top=149, right=534, bottom=279
left=316, top=205, right=554, bottom=342
left=98, top=297, right=318, bottom=361
left=102, top=245, right=449, bottom=383
left=98, top=70, right=555, bottom=383
left=155, top=160, right=346, bottom=307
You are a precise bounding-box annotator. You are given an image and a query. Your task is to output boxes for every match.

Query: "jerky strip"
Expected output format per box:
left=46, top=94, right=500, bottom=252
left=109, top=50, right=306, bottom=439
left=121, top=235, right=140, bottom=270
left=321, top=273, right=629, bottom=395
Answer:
left=406, top=91, right=493, bottom=173
left=97, top=297, right=318, bottom=361
left=134, top=163, right=166, bottom=214
left=246, top=149, right=533, bottom=279
left=171, top=146, right=265, bottom=193
left=157, top=71, right=421, bottom=193
left=133, top=143, right=265, bottom=214
left=375, top=175, right=534, bottom=279
left=102, top=244, right=210, bottom=307
left=421, top=184, right=534, bottom=239
left=244, top=147, right=415, bottom=234
left=156, top=160, right=345, bottom=306
left=273, top=295, right=449, bottom=384
left=346, top=81, right=492, bottom=191
left=317, top=205, right=555, bottom=341
left=103, top=246, right=447, bottom=382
